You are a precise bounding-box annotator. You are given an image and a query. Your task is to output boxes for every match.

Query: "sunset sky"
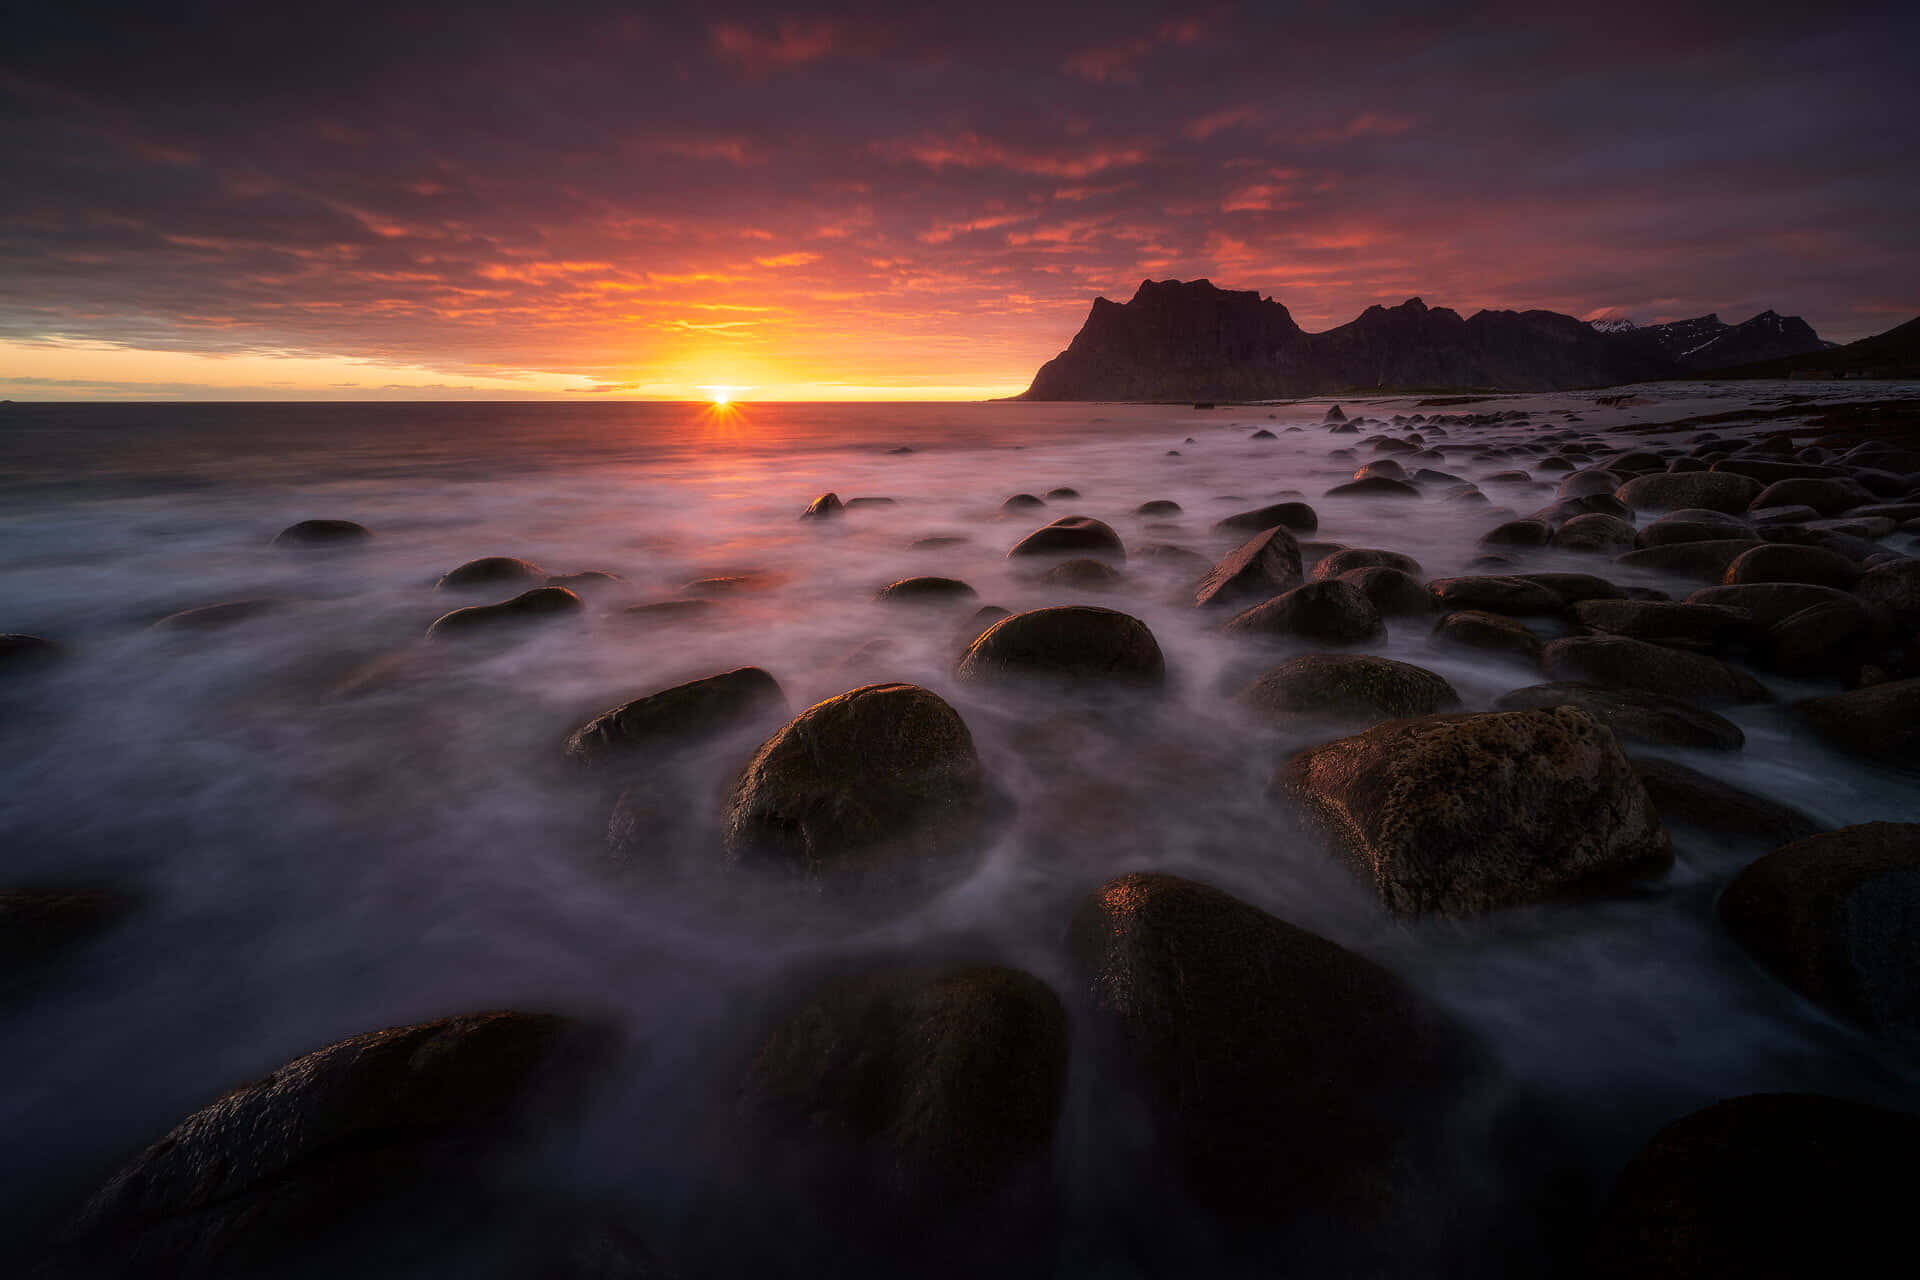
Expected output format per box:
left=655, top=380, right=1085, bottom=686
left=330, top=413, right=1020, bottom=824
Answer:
left=3, top=1, right=1916, bottom=401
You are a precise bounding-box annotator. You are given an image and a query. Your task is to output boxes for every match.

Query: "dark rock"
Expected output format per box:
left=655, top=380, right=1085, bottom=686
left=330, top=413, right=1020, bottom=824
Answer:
left=1855, top=558, right=1920, bottom=626
left=1513, top=572, right=1624, bottom=603
left=1794, top=678, right=1920, bottom=766
left=910, top=535, right=970, bottom=550
left=1249, top=429, right=1277, bottom=440
left=1221, top=581, right=1384, bottom=645
left=1493, top=682, right=1744, bottom=750
left=0, top=633, right=63, bottom=674
left=1748, top=477, right=1869, bottom=516
left=1353, top=459, right=1407, bottom=481
left=1431, top=609, right=1543, bottom=662
left=844, top=496, right=897, bottom=509
left=1478, top=519, right=1552, bottom=548
left=1540, top=635, right=1770, bottom=704
left=622, top=599, right=720, bottom=626
left=1, top=888, right=134, bottom=972
left=1763, top=599, right=1882, bottom=676
left=436, top=556, right=545, bottom=592
left=1557, top=470, right=1624, bottom=499
left=742, top=965, right=1068, bottom=1204
left=1631, top=757, right=1823, bottom=844
left=1335, top=566, right=1432, bottom=616
left=1720, top=823, right=1920, bottom=1033
left=545, top=570, right=622, bottom=592
left=1134, top=500, right=1182, bottom=516
left=1567, top=599, right=1754, bottom=651
left=1041, top=558, right=1123, bottom=589
left=426, top=587, right=583, bottom=640
left=1616, top=472, right=1764, bottom=514
left=958, top=605, right=1013, bottom=648
left=1236, top=654, right=1460, bottom=724
left=1312, top=548, right=1423, bottom=580
left=1277, top=707, right=1671, bottom=915
left=1067, top=873, right=1466, bottom=1217
left=875, top=576, right=978, bottom=604
left=1044, top=487, right=1080, bottom=500
left=564, top=668, right=788, bottom=768
left=1194, top=526, right=1302, bottom=609
left=1634, top=519, right=1753, bottom=549
left=1686, top=582, right=1865, bottom=627
left=801, top=492, right=845, bottom=520
left=1007, top=515, right=1126, bottom=561
left=1552, top=513, right=1637, bottom=553
left=1134, top=543, right=1213, bottom=577
left=271, top=519, right=371, bottom=547
left=1722, top=544, right=1861, bottom=588
left=1616, top=539, right=1765, bottom=580
left=1211, top=501, right=1318, bottom=535
left=956, top=607, right=1165, bottom=688
left=150, top=599, right=284, bottom=631
left=723, top=683, right=991, bottom=879
left=1001, top=494, right=1047, bottom=512
left=1593, top=1094, right=1920, bottom=1277
left=1324, top=476, right=1421, bottom=499
left=1427, top=575, right=1564, bottom=615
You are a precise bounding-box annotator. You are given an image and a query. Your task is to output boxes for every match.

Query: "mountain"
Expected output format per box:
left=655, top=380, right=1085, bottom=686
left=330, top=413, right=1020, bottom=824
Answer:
left=1704, top=315, right=1920, bottom=380
left=1590, top=311, right=1830, bottom=370
left=1018, top=279, right=1679, bottom=400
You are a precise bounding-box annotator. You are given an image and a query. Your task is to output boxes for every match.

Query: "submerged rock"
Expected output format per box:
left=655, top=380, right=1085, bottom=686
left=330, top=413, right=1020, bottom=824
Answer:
left=1193, top=526, right=1302, bottom=609
left=1, top=888, right=134, bottom=973
left=1211, top=501, right=1319, bottom=535
left=875, top=576, right=978, bottom=604
left=436, top=556, right=545, bottom=592
left=1236, top=654, right=1460, bottom=724
left=956, top=607, right=1165, bottom=688
left=426, top=586, right=583, bottom=640
left=1494, top=683, right=1745, bottom=751
left=564, top=667, right=788, bottom=768
left=1067, top=873, right=1468, bottom=1217
left=150, top=599, right=284, bottom=631
left=1134, top=499, right=1182, bottom=516
left=1277, top=707, right=1672, bottom=915
left=1007, top=515, right=1126, bottom=561
left=271, top=518, right=371, bottom=547
left=1324, top=476, right=1421, bottom=499
left=801, top=492, right=845, bottom=520
left=1721, top=822, right=1920, bottom=1034
left=1855, top=557, right=1920, bottom=626
left=0, top=633, right=63, bottom=673
left=1041, top=557, right=1123, bottom=589
left=1631, top=757, right=1823, bottom=844
left=1221, top=581, right=1384, bottom=645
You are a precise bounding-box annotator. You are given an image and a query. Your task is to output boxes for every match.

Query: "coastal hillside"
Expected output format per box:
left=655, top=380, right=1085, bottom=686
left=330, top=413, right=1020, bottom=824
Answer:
left=1018, top=279, right=1825, bottom=400
left=1705, top=314, right=1920, bottom=380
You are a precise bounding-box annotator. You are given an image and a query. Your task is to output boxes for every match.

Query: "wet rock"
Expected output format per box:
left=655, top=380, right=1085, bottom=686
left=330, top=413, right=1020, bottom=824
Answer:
left=1594, top=1094, right=1920, bottom=1277
left=1277, top=707, right=1671, bottom=916
left=1634, top=518, right=1752, bottom=549
left=61, top=1011, right=591, bottom=1277
left=1194, top=526, right=1302, bottom=609
left=1855, top=558, right=1920, bottom=626
left=150, top=599, right=285, bottom=631
left=1236, top=654, right=1460, bottom=724
left=1353, top=459, right=1407, bottom=481
left=1615, top=539, right=1764, bottom=580
left=271, top=519, right=371, bottom=547
left=564, top=667, right=788, bottom=769
left=1001, top=494, right=1046, bottom=512
left=875, top=576, right=978, bottom=604
left=1478, top=519, right=1552, bottom=548
left=1631, top=757, right=1822, bottom=844
left=1250, top=429, right=1277, bottom=440
left=1763, top=599, right=1882, bottom=676
left=1514, top=572, right=1625, bottom=603
left=1044, top=487, right=1079, bottom=500
left=1794, top=678, right=1920, bottom=766
left=545, top=570, right=623, bottom=592
left=1134, top=543, right=1213, bottom=577
left=1, top=888, right=134, bottom=972
left=742, top=965, right=1068, bottom=1205
left=844, top=496, right=897, bottom=509
left=1335, top=566, right=1432, bottom=616
left=1211, top=501, right=1319, bottom=535
left=1721, top=823, right=1920, bottom=1033
left=1567, top=599, right=1754, bottom=651
left=1134, top=499, right=1182, bottom=516
left=1324, top=404, right=1347, bottom=421
left=959, top=605, right=1012, bottom=647
left=801, top=492, right=845, bottom=520
left=1493, top=683, right=1744, bottom=751
left=910, top=535, right=970, bottom=550
left=0, top=633, right=63, bottom=674
left=956, top=607, right=1165, bottom=688
left=1557, top=469, right=1625, bottom=499
left=1540, top=636, right=1769, bottom=704
left=1552, top=513, right=1637, bottom=553
left=1427, top=576, right=1565, bottom=615
left=1685, top=582, right=1864, bottom=628
left=437, top=556, right=546, bottom=592
left=723, top=683, right=992, bottom=879
left=1311, top=548, right=1423, bottom=580
left=426, top=586, right=583, bottom=640
left=1324, top=476, right=1421, bottom=499
left=1748, top=477, right=1869, bottom=516
left=1722, top=543, right=1861, bottom=589
left=1431, top=610, right=1543, bottom=662
left=1615, top=472, right=1764, bottom=514
left=1221, top=581, right=1384, bottom=645
left=682, top=572, right=778, bottom=596
left=1067, top=873, right=1467, bottom=1216
left=1007, top=515, right=1126, bottom=562
left=1041, top=558, right=1123, bottom=590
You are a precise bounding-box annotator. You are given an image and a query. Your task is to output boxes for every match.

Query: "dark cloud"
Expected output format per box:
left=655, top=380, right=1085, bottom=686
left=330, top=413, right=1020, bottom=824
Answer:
left=2, top=0, right=1916, bottom=392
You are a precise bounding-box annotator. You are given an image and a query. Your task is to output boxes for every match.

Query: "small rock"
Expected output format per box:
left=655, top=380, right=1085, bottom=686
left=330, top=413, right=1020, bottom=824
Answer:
left=1615, top=539, right=1765, bottom=580
left=1631, top=757, right=1823, bottom=844
left=1324, top=476, right=1421, bottom=499
left=1478, top=519, right=1552, bottom=548
left=1134, top=499, right=1182, bottom=516
left=1211, top=501, right=1319, bottom=535
left=0, top=633, right=63, bottom=674
left=564, top=667, right=788, bottom=768
left=271, top=518, right=371, bottom=547
left=801, top=492, right=845, bottom=520
left=1045, top=487, right=1080, bottom=500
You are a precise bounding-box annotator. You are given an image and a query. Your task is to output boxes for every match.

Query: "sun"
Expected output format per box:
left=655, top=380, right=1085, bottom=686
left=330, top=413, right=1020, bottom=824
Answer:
left=699, top=385, right=737, bottom=406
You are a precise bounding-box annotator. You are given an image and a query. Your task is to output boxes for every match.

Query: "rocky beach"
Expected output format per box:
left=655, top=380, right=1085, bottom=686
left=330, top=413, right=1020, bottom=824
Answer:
left=3, top=385, right=1919, bottom=1277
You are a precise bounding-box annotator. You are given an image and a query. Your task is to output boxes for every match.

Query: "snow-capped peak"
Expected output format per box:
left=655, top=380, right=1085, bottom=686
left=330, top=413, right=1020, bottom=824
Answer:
left=1588, top=317, right=1639, bottom=334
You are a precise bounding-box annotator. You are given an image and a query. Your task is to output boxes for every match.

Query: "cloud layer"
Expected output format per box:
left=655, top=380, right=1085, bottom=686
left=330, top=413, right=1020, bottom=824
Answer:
left=3, top=1, right=1916, bottom=397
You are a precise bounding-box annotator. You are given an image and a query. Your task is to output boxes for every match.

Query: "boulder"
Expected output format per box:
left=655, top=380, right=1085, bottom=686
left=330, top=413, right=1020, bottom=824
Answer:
left=1193, top=526, right=1302, bottom=609
left=1277, top=707, right=1671, bottom=915
left=1430, top=610, right=1543, bottom=662
left=1001, top=494, right=1046, bottom=512
left=271, top=519, right=371, bottom=547
left=1686, top=582, right=1865, bottom=628
left=1493, top=683, right=1744, bottom=751
left=1311, top=548, right=1423, bottom=581
left=1631, top=757, right=1823, bottom=844
left=1134, top=499, right=1182, bottom=516
left=1763, top=600, right=1882, bottom=677
left=1513, top=572, right=1625, bottom=604
left=723, top=683, right=992, bottom=879
left=1593, top=1094, right=1920, bottom=1277
left=564, top=667, right=788, bottom=768
left=1541, top=636, right=1769, bottom=704
left=1855, top=558, right=1920, bottom=626
left=956, top=607, right=1165, bottom=688
left=0, top=633, right=63, bottom=674
left=1211, top=501, right=1319, bottom=535
left=1477, top=519, right=1552, bottom=549
left=1007, top=516, right=1126, bottom=562
left=1552, top=513, right=1637, bottom=553
left=1616, top=472, right=1763, bottom=515
left=1041, top=558, right=1123, bottom=589
left=1557, top=469, right=1624, bottom=499
left=1635, top=513, right=1753, bottom=549
left=1427, top=576, right=1564, bottom=615
left=545, top=570, right=622, bottom=592
left=1566, top=600, right=1754, bottom=652
left=426, top=586, right=583, bottom=640
left=1335, top=566, right=1432, bottom=616
left=1221, top=581, right=1384, bottom=646
left=1045, top=487, right=1079, bottom=500
left=1, top=888, right=134, bottom=972
left=875, top=576, right=978, bottom=604
left=1614, top=539, right=1765, bottom=580
left=150, top=600, right=284, bottom=631
left=1748, top=477, right=1869, bottom=517
left=1722, top=544, right=1861, bottom=589
left=742, top=965, right=1068, bottom=1204
left=436, top=556, right=545, bottom=591
left=801, top=492, right=845, bottom=519
left=1720, top=823, right=1920, bottom=1033
left=1353, top=460, right=1407, bottom=482
left=1236, top=654, right=1460, bottom=724
left=1324, top=476, right=1421, bottom=499
left=1794, top=678, right=1920, bottom=767
left=1067, top=873, right=1466, bottom=1216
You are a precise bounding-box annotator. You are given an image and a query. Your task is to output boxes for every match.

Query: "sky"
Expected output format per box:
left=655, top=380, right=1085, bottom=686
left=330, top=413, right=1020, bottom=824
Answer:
left=3, top=1, right=1916, bottom=401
